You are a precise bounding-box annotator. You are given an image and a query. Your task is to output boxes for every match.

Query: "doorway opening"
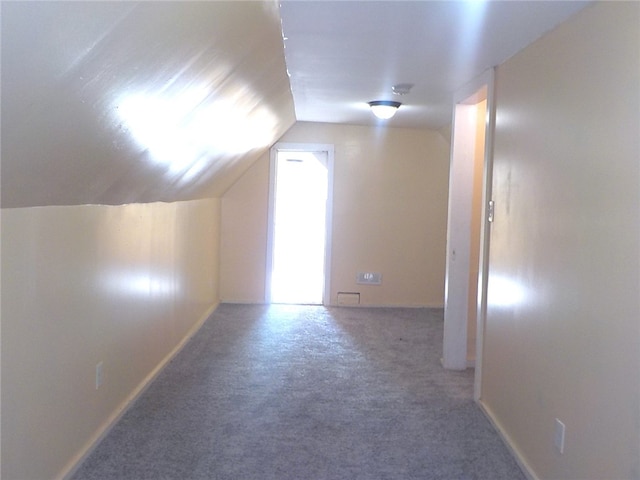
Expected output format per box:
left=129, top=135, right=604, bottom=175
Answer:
left=266, top=143, right=334, bottom=305
left=442, top=69, right=495, bottom=402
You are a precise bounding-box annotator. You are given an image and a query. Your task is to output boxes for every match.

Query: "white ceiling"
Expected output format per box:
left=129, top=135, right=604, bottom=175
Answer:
left=280, top=1, right=591, bottom=129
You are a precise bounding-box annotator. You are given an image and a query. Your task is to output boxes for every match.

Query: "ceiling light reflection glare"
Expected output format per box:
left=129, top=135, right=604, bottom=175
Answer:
left=488, top=274, right=527, bottom=308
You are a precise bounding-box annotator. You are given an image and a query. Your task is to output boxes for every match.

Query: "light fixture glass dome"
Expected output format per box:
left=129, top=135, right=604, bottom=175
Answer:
left=368, top=100, right=401, bottom=120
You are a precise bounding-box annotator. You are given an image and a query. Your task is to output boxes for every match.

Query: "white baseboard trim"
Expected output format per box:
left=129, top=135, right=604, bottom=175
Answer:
left=327, top=303, right=445, bottom=309
left=476, top=399, right=539, bottom=480
left=220, top=301, right=445, bottom=310
left=59, top=302, right=219, bottom=480
left=219, top=299, right=268, bottom=305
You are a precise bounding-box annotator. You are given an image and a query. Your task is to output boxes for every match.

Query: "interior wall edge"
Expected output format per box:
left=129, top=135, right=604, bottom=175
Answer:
left=476, top=400, right=538, bottom=480
left=59, top=302, right=218, bottom=480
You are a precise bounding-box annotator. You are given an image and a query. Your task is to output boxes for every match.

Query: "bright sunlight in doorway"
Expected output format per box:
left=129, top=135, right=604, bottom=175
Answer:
left=267, top=145, right=333, bottom=305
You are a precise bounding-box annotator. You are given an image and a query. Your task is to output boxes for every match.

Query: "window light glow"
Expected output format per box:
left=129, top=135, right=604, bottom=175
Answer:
left=117, top=86, right=277, bottom=174
left=270, top=151, right=328, bottom=305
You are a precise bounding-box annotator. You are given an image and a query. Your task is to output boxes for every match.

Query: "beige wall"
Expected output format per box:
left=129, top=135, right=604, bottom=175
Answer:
left=1, top=199, right=220, bottom=480
left=220, top=156, right=271, bottom=303
left=221, top=122, right=450, bottom=307
left=481, top=2, right=640, bottom=479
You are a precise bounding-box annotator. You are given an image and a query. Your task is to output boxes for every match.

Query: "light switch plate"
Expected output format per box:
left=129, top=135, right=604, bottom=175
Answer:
left=357, top=272, right=381, bottom=285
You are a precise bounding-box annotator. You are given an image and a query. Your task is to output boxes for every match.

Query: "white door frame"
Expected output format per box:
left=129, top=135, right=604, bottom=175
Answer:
left=472, top=69, right=496, bottom=401
left=442, top=68, right=495, bottom=399
left=265, top=142, right=335, bottom=305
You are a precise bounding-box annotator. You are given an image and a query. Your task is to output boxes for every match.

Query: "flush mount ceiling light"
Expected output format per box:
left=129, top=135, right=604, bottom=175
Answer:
left=368, top=100, right=401, bottom=120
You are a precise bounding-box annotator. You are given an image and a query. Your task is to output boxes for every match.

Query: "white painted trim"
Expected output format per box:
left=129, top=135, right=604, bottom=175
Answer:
left=477, top=399, right=538, bottom=480
left=443, top=102, right=476, bottom=370
left=473, top=68, right=496, bottom=402
left=265, top=148, right=278, bottom=303
left=443, top=67, right=495, bottom=374
left=266, top=143, right=335, bottom=306
left=218, top=301, right=445, bottom=309
left=333, top=304, right=445, bottom=309
left=323, top=147, right=335, bottom=306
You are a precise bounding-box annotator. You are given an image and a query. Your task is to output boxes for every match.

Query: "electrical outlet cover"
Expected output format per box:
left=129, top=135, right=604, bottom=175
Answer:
left=96, top=362, right=104, bottom=389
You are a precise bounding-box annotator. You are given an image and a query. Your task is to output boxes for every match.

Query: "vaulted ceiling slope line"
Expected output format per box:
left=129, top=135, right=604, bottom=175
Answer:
left=1, top=1, right=296, bottom=208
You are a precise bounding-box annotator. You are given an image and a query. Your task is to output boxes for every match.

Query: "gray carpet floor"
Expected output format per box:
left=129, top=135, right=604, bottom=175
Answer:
left=72, top=304, right=525, bottom=480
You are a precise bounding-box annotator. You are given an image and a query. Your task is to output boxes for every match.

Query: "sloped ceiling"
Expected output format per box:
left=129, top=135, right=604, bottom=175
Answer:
left=1, top=1, right=296, bottom=208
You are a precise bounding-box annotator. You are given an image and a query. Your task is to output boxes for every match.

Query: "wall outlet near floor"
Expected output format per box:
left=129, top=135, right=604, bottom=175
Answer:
left=96, top=362, right=104, bottom=390
left=554, top=418, right=565, bottom=454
